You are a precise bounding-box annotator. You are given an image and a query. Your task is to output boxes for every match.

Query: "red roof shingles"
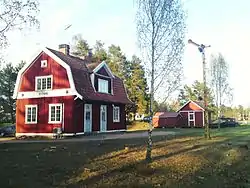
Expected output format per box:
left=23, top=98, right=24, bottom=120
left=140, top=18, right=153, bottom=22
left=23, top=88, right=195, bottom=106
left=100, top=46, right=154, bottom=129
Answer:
left=46, top=48, right=132, bottom=104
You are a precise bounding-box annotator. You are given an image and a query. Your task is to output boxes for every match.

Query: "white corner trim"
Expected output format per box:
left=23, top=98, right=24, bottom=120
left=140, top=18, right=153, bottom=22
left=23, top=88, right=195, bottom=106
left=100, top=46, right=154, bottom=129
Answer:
left=93, top=61, right=115, bottom=78
left=17, top=89, right=78, bottom=99
left=13, top=47, right=83, bottom=100
left=90, top=73, right=96, bottom=92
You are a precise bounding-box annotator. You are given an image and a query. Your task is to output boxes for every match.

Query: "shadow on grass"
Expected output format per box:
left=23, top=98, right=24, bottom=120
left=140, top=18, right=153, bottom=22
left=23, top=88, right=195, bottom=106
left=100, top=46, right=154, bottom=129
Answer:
left=2, top=127, right=250, bottom=188
left=64, top=136, right=238, bottom=187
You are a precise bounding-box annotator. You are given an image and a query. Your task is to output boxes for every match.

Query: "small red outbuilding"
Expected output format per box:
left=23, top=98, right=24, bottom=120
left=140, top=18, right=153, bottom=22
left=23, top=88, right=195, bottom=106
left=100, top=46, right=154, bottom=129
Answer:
left=153, top=100, right=205, bottom=128
left=153, top=112, right=182, bottom=128
left=177, top=100, right=204, bottom=128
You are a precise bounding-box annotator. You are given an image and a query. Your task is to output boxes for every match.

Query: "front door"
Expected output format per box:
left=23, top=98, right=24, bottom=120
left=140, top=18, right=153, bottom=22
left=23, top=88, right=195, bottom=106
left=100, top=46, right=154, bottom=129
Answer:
left=100, top=105, right=107, bottom=132
left=84, top=104, right=92, bottom=132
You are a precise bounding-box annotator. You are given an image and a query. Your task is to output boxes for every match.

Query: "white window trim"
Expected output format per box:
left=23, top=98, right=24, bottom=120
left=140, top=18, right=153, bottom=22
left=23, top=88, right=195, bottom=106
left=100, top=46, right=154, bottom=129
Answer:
left=113, top=106, right=120, bottom=122
left=41, top=60, right=47, bottom=68
left=35, top=75, right=53, bottom=91
left=25, top=104, right=38, bottom=124
left=48, top=103, right=63, bottom=124
left=98, top=78, right=109, bottom=93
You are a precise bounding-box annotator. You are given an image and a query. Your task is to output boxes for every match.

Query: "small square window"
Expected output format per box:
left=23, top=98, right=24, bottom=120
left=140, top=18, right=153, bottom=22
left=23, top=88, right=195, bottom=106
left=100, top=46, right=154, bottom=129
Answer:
left=41, top=60, right=47, bottom=68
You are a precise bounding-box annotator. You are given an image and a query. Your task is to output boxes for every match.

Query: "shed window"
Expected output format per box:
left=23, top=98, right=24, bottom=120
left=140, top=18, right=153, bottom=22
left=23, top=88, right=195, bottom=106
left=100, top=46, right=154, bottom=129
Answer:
left=189, top=112, right=194, bottom=121
left=113, top=106, right=120, bottom=122
left=25, top=105, right=38, bottom=124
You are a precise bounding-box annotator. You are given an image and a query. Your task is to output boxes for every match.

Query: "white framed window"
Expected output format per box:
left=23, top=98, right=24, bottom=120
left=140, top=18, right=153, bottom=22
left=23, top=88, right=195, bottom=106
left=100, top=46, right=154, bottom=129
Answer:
left=25, top=105, right=38, bottom=124
left=41, top=60, right=47, bottom=68
left=35, top=75, right=53, bottom=91
left=49, top=104, right=63, bottom=124
left=189, top=112, right=194, bottom=121
left=98, top=78, right=109, bottom=93
left=113, top=106, right=120, bottom=122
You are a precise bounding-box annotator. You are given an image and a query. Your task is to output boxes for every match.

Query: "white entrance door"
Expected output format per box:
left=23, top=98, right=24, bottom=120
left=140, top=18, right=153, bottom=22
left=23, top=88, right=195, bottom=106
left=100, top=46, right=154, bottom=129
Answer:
left=84, top=104, right=92, bottom=132
left=100, top=105, right=107, bottom=132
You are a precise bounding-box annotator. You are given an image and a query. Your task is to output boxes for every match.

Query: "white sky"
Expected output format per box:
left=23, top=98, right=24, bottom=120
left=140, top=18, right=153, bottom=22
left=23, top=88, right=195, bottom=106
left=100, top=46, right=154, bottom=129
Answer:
left=3, top=0, right=250, bottom=107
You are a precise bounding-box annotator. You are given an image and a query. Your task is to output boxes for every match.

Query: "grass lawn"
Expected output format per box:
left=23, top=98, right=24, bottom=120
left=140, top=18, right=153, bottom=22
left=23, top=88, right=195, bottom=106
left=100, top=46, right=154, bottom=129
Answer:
left=1, top=127, right=250, bottom=187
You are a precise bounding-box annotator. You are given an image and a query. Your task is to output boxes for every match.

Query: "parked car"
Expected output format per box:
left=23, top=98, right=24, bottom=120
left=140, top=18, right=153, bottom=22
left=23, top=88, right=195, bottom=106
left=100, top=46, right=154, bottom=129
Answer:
left=142, top=116, right=152, bottom=122
left=0, top=124, right=15, bottom=136
left=209, top=118, right=239, bottom=128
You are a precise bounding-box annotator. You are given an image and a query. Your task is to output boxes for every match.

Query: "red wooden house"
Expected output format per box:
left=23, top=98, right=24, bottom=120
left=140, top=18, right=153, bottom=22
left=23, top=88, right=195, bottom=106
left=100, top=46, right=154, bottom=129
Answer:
left=13, top=44, right=132, bottom=137
left=177, top=100, right=205, bottom=128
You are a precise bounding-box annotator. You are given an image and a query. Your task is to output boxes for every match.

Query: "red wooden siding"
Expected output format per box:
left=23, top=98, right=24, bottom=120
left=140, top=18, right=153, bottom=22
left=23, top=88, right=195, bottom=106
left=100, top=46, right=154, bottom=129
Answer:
left=19, top=52, right=70, bottom=92
left=92, top=103, right=100, bottom=131
left=181, top=101, right=203, bottom=111
left=16, top=96, right=74, bottom=133
left=153, top=116, right=181, bottom=128
left=107, top=104, right=126, bottom=130
left=97, top=67, right=109, bottom=77
left=195, top=112, right=203, bottom=127
left=73, top=100, right=84, bottom=133
left=179, top=112, right=188, bottom=127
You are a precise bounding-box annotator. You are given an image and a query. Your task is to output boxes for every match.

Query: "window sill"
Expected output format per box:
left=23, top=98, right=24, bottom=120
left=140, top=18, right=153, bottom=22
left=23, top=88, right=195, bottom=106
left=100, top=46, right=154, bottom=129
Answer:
left=98, top=91, right=112, bottom=95
left=48, top=121, right=62, bottom=124
left=113, top=120, right=120, bottom=123
left=25, top=122, right=37, bottom=124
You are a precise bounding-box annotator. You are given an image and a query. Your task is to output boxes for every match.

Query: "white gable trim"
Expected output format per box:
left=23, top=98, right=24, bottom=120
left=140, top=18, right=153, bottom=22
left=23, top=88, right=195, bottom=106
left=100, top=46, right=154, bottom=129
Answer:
left=93, top=61, right=115, bottom=78
left=13, top=48, right=82, bottom=100
left=177, top=100, right=204, bottom=112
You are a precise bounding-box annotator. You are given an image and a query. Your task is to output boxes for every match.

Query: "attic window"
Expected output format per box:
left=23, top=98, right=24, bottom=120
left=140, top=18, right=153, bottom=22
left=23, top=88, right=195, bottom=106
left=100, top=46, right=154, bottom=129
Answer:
left=98, top=78, right=109, bottom=93
left=41, top=60, right=47, bottom=68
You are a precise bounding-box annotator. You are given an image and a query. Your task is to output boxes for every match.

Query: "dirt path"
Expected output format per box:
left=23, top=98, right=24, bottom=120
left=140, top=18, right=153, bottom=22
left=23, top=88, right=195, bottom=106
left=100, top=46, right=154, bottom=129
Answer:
left=0, top=131, right=176, bottom=144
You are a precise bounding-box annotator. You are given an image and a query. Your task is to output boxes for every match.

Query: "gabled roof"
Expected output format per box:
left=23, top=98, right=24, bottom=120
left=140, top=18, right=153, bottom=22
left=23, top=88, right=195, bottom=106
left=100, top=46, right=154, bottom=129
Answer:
left=13, top=47, right=132, bottom=104
left=177, top=100, right=205, bottom=112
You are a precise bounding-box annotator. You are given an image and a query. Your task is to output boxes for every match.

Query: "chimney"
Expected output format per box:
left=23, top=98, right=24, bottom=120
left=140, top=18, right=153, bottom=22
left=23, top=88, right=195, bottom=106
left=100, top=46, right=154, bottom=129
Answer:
left=59, top=44, right=70, bottom=55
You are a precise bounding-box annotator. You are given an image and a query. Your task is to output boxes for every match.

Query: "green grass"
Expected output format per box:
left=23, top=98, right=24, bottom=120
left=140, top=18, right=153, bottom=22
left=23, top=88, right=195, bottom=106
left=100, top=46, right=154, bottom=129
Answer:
left=1, top=127, right=250, bottom=187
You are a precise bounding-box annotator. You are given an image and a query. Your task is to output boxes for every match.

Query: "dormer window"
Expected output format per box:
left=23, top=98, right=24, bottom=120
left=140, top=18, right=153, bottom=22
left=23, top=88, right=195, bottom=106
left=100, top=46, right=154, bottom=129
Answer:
left=41, top=60, right=47, bottom=68
left=35, top=75, right=53, bottom=91
left=98, top=78, right=108, bottom=93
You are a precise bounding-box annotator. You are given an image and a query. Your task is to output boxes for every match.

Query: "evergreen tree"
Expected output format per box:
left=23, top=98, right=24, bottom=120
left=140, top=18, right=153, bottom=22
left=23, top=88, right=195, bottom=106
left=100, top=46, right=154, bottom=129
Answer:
left=0, top=61, right=25, bottom=123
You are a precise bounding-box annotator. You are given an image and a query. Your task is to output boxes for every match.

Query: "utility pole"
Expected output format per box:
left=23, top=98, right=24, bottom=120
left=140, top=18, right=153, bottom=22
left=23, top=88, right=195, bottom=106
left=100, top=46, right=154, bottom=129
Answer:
left=188, top=39, right=211, bottom=139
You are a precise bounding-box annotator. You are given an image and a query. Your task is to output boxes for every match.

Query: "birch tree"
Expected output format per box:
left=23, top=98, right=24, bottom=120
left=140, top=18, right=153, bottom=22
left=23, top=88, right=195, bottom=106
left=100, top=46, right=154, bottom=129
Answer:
left=210, top=53, right=232, bottom=128
left=0, top=0, right=40, bottom=48
left=136, top=0, right=186, bottom=162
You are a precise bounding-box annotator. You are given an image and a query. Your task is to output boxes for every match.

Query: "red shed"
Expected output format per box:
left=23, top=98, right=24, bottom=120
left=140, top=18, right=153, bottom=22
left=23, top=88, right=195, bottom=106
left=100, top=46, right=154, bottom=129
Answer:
left=177, top=100, right=204, bottom=128
left=13, top=44, right=132, bottom=137
left=153, top=112, right=182, bottom=128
